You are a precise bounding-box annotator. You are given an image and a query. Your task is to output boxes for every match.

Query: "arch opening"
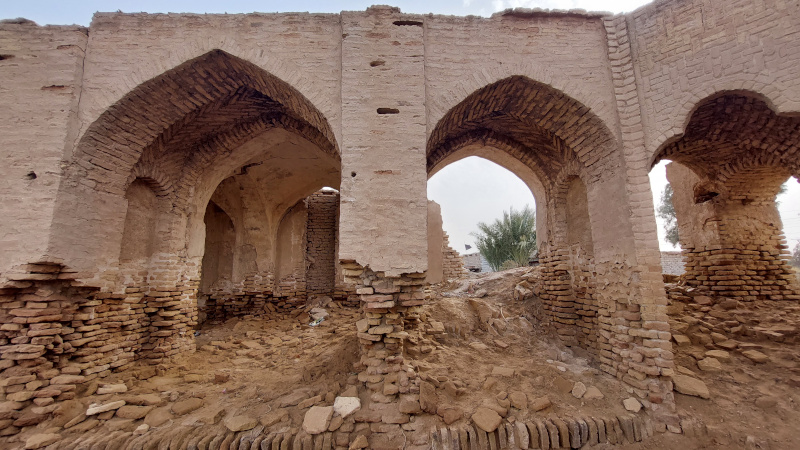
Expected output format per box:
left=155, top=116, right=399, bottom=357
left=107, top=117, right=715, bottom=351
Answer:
left=427, top=155, right=538, bottom=280
left=426, top=76, right=627, bottom=362
left=200, top=201, right=236, bottom=294
left=195, top=134, right=343, bottom=323
left=48, top=49, right=343, bottom=364
left=49, top=49, right=341, bottom=289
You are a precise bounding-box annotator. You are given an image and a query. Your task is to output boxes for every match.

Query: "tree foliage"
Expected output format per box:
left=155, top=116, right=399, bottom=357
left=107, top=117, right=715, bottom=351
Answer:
left=657, top=183, right=680, bottom=248
left=471, top=206, right=537, bottom=272
left=791, top=242, right=800, bottom=267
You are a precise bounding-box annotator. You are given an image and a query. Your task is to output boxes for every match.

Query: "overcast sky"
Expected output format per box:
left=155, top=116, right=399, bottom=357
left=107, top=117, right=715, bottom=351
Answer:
left=5, top=0, right=798, bottom=255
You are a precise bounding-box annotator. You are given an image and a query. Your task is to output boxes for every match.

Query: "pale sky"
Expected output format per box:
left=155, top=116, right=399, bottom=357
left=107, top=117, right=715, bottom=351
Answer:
left=5, top=0, right=798, bottom=255
left=2, top=0, right=650, bottom=26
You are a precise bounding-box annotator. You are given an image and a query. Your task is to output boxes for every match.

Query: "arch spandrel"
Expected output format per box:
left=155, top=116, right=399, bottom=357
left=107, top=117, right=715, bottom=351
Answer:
left=79, top=14, right=342, bottom=147
left=427, top=75, right=621, bottom=185
left=424, top=28, right=620, bottom=144
left=651, top=91, right=800, bottom=179
left=646, top=85, right=800, bottom=167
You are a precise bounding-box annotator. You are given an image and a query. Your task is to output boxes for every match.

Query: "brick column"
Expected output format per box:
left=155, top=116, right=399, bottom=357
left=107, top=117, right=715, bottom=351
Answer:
left=343, top=263, right=426, bottom=397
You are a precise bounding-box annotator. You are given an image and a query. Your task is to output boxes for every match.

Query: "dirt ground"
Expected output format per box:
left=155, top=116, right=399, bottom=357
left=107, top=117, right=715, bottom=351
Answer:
left=423, top=268, right=800, bottom=450
left=4, top=268, right=799, bottom=449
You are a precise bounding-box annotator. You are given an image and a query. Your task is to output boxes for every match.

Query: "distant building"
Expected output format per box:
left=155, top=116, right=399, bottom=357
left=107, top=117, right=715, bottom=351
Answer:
left=462, top=252, right=493, bottom=273
left=660, top=251, right=685, bottom=276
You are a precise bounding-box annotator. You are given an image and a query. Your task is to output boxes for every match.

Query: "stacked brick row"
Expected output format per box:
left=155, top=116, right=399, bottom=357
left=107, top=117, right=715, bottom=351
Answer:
left=200, top=271, right=307, bottom=321
left=536, top=250, right=579, bottom=345
left=681, top=241, right=800, bottom=302
left=139, top=282, right=198, bottom=364
left=571, top=261, right=598, bottom=353
left=202, top=292, right=304, bottom=321
left=431, top=413, right=653, bottom=449
left=342, top=262, right=427, bottom=437
left=0, top=265, right=150, bottom=436
left=666, top=283, right=800, bottom=345
left=441, top=233, right=467, bottom=280
left=306, top=191, right=339, bottom=295
left=536, top=253, right=676, bottom=424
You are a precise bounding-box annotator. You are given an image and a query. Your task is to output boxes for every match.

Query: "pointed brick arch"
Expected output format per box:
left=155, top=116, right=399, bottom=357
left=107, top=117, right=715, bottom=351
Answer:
left=652, top=91, right=800, bottom=179
left=427, top=75, right=620, bottom=185
left=658, top=92, right=800, bottom=303
left=70, top=49, right=339, bottom=197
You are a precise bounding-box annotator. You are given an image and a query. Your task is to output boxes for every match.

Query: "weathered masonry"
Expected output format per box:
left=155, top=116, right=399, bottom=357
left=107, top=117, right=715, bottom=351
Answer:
left=1, top=0, right=799, bottom=437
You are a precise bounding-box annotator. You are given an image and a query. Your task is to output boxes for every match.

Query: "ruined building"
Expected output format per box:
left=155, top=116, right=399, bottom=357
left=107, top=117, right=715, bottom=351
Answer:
left=1, top=0, right=799, bottom=446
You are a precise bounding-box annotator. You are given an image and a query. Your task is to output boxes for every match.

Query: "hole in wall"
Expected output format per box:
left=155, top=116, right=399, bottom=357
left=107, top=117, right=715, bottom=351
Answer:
left=41, top=85, right=66, bottom=91
left=377, top=108, right=399, bottom=115
left=694, top=190, right=719, bottom=204
left=351, top=172, right=357, bottom=178
left=0, top=54, right=14, bottom=60
left=393, top=20, right=423, bottom=27
left=26, top=171, right=37, bottom=180
left=370, top=60, right=385, bottom=67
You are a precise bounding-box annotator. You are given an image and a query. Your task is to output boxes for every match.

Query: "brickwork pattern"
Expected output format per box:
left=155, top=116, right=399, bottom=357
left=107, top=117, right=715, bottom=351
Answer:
left=441, top=233, right=467, bottom=280
left=662, top=95, right=800, bottom=302
left=430, top=413, right=654, bottom=448
left=2, top=0, right=800, bottom=439
left=306, top=191, right=340, bottom=295
left=629, top=0, right=800, bottom=161
left=0, top=265, right=197, bottom=434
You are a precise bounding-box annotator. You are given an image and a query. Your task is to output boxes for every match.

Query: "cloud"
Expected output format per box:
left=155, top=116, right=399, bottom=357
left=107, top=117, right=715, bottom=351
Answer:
left=486, top=0, right=649, bottom=14
left=492, top=0, right=577, bottom=11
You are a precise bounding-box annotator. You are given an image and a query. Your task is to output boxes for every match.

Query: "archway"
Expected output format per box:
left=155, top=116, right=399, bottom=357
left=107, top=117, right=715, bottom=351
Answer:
left=49, top=49, right=341, bottom=364
left=428, top=75, right=622, bottom=360
left=427, top=155, right=537, bottom=281
left=652, top=92, right=800, bottom=303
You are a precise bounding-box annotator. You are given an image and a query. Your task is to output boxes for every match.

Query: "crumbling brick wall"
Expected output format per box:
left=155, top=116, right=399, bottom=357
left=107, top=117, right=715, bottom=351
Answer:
left=441, top=233, right=467, bottom=280
left=668, top=162, right=800, bottom=303
left=0, top=264, right=196, bottom=433
left=3, top=1, right=800, bottom=437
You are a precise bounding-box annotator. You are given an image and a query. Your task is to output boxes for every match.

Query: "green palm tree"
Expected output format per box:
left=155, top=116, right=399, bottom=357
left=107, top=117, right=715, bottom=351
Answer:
left=471, top=206, right=537, bottom=271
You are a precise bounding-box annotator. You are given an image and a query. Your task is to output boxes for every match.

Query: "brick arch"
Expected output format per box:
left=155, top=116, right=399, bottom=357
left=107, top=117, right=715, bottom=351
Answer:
left=69, top=49, right=339, bottom=198
left=650, top=89, right=800, bottom=171
left=547, top=160, right=590, bottom=247
left=427, top=129, right=553, bottom=193
left=427, top=76, right=620, bottom=183
left=658, top=92, right=800, bottom=303
left=128, top=165, right=174, bottom=198
left=426, top=62, right=617, bottom=143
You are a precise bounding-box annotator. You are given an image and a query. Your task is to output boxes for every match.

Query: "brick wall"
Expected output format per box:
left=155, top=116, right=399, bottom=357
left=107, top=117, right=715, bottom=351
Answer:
left=441, top=233, right=467, bottom=280
left=0, top=21, right=87, bottom=278
left=306, top=190, right=340, bottom=296
left=3, top=1, right=799, bottom=437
